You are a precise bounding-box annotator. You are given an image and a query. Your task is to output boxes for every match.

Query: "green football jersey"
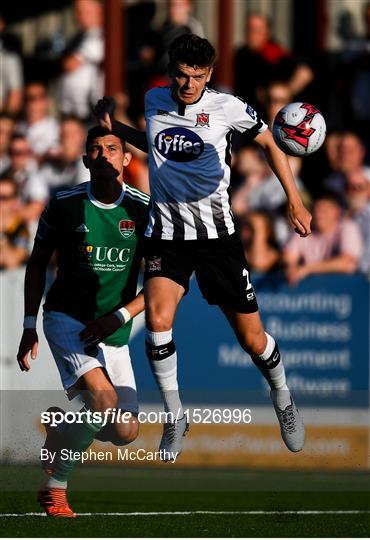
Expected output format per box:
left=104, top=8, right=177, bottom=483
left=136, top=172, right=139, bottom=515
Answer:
left=36, top=182, right=150, bottom=346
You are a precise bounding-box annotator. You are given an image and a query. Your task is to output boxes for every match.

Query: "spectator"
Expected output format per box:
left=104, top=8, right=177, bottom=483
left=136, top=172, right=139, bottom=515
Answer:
left=234, top=12, right=313, bottom=109
left=232, top=151, right=309, bottom=217
left=126, top=2, right=162, bottom=117
left=231, top=145, right=269, bottom=216
left=0, top=113, right=15, bottom=174
left=239, top=210, right=281, bottom=273
left=3, top=134, right=44, bottom=224
left=0, top=17, right=23, bottom=116
left=27, top=116, right=87, bottom=204
left=17, top=82, right=60, bottom=159
left=324, top=130, right=343, bottom=173
left=0, top=176, right=29, bottom=270
left=264, top=80, right=292, bottom=127
left=284, top=192, right=363, bottom=285
left=323, top=132, right=370, bottom=198
left=157, top=0, right=205, bottom=73
left=345, top=170, right=370, bottom=274
left=57, top=0, right=104, bottom=121
left=4, top=134, right=38, bottom=197
left=333, top=4, right=370, bottom=144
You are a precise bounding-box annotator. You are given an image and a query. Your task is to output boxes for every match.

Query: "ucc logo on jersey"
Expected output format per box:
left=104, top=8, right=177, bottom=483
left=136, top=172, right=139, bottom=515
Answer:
left=96, top=247, right=131, bottom=262
left=195, top=113, right=209, bottom=127
left=119, top=220, right=135, bottom=238
left=154, top=127, right=204, bottom=162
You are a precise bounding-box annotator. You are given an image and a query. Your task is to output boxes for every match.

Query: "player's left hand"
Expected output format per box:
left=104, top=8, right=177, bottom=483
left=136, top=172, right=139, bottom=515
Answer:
left=94, top=96, right=115, bottom=131
left=288, top=201, right=312, bottom=237
left=17, top=329, right=39, bottom=372
left=79, top=314, right=122, bottom=345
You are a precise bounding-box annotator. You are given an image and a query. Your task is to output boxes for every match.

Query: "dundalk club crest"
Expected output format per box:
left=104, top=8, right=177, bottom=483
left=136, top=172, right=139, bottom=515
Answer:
left=195, top=113, right=210, bottom=127
left=119, top=220, right=135, bottom=238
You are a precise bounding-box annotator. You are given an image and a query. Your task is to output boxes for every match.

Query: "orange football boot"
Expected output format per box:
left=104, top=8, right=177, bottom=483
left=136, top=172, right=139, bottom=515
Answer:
left=37, top=488, right=76, bottom=518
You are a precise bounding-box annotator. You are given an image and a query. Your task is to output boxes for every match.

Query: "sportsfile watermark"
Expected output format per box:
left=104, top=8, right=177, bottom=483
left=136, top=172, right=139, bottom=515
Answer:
left=40, top=407, right=252, bottom=427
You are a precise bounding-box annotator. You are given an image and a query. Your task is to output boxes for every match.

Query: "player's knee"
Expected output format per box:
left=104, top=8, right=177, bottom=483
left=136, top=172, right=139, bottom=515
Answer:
left=146, top=310, right=173, bottom=332
left=239, top=329, right=267, bottom=356
left=110, top=416, right=139, bottom=446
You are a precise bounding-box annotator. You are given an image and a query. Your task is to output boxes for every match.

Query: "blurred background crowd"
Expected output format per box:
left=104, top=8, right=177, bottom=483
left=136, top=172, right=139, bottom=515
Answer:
left=0, top=0, right=369, bottom=283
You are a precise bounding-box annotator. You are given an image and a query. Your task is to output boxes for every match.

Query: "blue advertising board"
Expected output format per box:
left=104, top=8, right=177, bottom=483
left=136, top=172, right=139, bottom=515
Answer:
left=130, top=273, right=369, bottom=407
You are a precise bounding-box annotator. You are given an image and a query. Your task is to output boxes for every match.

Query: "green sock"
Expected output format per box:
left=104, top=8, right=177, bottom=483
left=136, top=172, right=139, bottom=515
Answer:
left=50, top=407, right=104, bottom=483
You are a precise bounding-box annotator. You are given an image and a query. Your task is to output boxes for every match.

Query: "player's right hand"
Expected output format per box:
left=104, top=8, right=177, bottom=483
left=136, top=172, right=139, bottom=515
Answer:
left=94, top=96, right=115, bottom=131
left=17, top=329, right=38, bottom=372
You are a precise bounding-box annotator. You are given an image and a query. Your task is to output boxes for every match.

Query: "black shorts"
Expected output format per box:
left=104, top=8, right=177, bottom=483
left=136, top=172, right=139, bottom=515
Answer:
left=143, top=234, right=258, bottom=314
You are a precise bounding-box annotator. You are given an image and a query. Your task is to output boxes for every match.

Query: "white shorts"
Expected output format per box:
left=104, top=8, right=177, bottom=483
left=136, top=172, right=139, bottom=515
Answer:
left=43, top=310, right=138, bottom=413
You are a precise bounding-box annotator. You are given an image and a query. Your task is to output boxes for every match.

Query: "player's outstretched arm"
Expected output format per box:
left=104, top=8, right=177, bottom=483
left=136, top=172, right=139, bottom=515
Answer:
left=255, top=129, right=312, bottom=237
left=94, top=96, right=148, bottom=153
left=79, top=290, right=145, bottom=346
left=17, top=243, right=54, bottom=371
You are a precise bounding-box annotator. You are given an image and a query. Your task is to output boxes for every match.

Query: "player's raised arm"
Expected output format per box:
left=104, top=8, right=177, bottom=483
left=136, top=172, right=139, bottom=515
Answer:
left=254, top=129, right=312, bottom=237
left=17, top=242, right=54, bottom=371
left=94, top=96, right=148, bottom=153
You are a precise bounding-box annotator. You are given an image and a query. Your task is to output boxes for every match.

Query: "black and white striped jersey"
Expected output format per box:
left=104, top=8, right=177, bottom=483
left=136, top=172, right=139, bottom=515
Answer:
left=145, top=86, right=267, bottom=241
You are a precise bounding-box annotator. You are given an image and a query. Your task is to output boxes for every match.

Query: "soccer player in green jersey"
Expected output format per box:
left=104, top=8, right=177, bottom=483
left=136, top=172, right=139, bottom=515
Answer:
left=16, top=126, right=150, bottom=517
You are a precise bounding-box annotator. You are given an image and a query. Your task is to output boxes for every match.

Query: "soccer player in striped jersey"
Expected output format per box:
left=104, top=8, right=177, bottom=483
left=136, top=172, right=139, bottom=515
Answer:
left=95, top=34, right=312, bottom=459
left=16, top=126, right=150, bottom=517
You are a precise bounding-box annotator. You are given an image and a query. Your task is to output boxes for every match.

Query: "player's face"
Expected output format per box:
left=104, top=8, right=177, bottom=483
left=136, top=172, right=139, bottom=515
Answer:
left=85, top=135, right=131, bottom=182
left=172, top=63, right=213, bottom=105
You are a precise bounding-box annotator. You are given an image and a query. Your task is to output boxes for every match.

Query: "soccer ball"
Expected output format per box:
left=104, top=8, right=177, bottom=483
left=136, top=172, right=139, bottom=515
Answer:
left=272, top=102, right=326, bottom=156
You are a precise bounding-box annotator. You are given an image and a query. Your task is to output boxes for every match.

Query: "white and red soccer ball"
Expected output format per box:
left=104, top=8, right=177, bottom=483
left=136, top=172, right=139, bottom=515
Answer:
left=272, top=102, right=326, bottom=157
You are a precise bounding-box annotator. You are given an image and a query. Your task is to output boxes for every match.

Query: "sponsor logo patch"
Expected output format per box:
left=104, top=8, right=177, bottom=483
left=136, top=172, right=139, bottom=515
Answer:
left=154, top=127, right=204, bottom=162
left=79, top=244, right=94, bottom=259
left=119, top=220, right=135, bottom=238
left=195, top=112, right=209, bottom=127
left=147, top=257, right=162, bottom=272
left=246, top=104, right=257, bottom=120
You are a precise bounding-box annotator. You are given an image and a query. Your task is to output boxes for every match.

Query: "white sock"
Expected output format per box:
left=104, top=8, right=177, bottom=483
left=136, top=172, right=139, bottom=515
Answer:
left=146, top=329, right=183, bottom=420
left=44, top=476, right=67, bottom=490
left=253, top=333, right=291, bottom=409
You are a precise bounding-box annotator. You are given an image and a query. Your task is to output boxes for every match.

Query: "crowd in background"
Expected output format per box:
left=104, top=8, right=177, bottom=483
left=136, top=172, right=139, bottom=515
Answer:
left=0, top=0, right=369, bottom=282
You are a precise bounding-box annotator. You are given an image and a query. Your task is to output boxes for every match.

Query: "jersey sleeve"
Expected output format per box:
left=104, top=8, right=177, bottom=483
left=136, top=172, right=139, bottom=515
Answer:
left=223, top=95, right=268, bottom=137
left=34, top=197, right=59, bottom=248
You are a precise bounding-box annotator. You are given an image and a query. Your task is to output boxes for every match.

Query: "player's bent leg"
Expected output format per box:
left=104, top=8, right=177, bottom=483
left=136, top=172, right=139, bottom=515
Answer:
left=221, top=308, right=305, bottom=452
left=145, top=276, right=184, bottom=332
left=97, top=412, right=139, bottom=446
left=144, top=277, right=188, bottom=460
left=38, top=368, right=117, bottom=517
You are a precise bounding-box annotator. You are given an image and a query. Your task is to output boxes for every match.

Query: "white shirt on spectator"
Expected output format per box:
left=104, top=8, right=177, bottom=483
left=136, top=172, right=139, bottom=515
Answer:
left=0, top=43, right=23, bottom=107
left=17, top=117, right=60, bottom=157
left=58, top=27, right=104, bottom=119
left=26, top=158, right=87, bottom=202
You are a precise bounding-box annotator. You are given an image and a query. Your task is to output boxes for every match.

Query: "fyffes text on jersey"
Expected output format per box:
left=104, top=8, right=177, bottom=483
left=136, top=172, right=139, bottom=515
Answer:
left=154, top=127, right=204, bottom=162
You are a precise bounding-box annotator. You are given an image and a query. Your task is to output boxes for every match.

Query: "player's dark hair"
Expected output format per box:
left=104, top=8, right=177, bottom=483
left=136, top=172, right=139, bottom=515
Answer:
left=86, top=126, right=127, bottom=153
left=168, top=34, right=216, bottom=73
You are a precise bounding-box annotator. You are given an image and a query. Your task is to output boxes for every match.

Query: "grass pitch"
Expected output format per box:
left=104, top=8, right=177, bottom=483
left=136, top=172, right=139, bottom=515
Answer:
left=0, top=465, right=369, bottom=537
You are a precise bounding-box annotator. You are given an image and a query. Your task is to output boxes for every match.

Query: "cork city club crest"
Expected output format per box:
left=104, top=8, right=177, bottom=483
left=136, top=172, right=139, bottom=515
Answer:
left=119, top=220, right=135, bottom=238
left=195, top=113, right=210, bottom=127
